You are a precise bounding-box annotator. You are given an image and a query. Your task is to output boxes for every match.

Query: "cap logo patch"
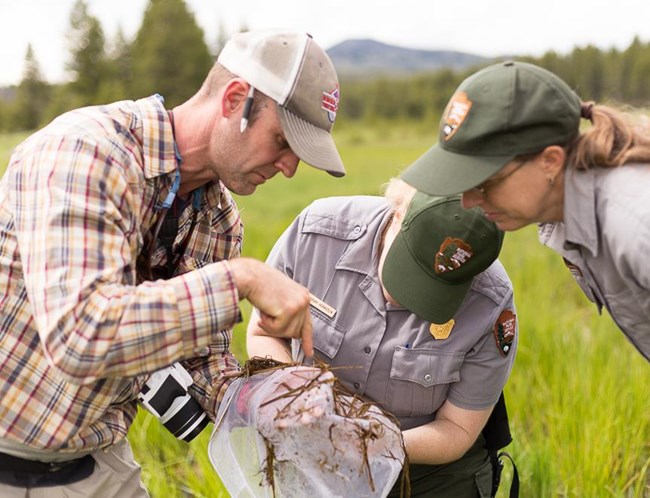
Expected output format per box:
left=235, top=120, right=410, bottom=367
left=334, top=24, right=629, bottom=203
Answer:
left=321, top=85, right=339, bottom=123
left=430, top=319, right=455, bottom=340
left=441, top=91, right=472, bottom=141
left=434, top=237, right=473, bottom=274
left=493, top=309, right=516, bottom=357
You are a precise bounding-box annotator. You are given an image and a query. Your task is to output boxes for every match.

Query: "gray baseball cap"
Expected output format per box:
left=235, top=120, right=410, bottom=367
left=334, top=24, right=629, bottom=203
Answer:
left=218, top=30, right=345, bottom=177
left=401, top=61, right=581, bottom=195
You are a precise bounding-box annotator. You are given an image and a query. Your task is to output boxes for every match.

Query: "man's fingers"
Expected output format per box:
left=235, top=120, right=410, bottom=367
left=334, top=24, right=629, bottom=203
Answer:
left=256, top=309, right=313, bottom=358
left=300, top=310, right=313, bottom=358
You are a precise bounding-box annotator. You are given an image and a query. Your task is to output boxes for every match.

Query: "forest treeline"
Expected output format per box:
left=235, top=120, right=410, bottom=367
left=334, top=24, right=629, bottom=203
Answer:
left=1, top=0, right=650, bottom=133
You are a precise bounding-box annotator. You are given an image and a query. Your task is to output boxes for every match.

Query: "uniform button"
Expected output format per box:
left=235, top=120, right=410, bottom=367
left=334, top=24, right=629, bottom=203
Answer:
left=424, top=374, right=432, bottom=383
left=353, top=382, right=360, bottom=389
left=353, top=225, right=361, bottom=234
left=363, top=346, right=371, bottom=354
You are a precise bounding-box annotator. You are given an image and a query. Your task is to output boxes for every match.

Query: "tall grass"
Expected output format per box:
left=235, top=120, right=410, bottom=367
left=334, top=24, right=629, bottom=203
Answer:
left=1, top=124, right=648, bottom=497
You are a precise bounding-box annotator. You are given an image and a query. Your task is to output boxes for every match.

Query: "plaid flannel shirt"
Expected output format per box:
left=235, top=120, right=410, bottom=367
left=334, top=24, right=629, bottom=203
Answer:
left=0, top=96, right=243, bottom=453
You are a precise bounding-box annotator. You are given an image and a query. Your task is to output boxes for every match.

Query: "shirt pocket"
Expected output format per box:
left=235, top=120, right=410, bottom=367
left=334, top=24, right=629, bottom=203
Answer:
left=385, top=347, right=464, bottom=418
left=311, top=308, right=346, bottom=359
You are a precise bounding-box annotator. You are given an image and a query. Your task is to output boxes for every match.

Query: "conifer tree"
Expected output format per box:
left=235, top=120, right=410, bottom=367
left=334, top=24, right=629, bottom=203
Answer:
left=131, top=0, right=213, bottom=106
left=66, top=0, right=107, bottom=104
left=14, top=44, right=50, bottom=130
left=98, top=27, right=133, bottom=102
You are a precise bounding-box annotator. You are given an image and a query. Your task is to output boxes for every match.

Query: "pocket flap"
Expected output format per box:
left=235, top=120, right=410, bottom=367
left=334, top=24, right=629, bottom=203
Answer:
left=390, top=347, right=464, bottom=388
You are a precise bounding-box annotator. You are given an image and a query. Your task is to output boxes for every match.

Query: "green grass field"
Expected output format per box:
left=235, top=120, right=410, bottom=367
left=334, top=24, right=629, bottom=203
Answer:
left=2, top=124, right=649, bottom=497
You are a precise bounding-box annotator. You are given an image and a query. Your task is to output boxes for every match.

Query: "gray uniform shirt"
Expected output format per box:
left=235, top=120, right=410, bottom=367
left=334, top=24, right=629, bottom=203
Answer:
left=538, top=164, right=650, bottom=361
left=266, top=196, right=517, bottom=430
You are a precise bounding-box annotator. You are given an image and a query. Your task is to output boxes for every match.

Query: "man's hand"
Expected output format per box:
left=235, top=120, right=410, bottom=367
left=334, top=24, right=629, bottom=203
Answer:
left=229, top=258, right=313, bottom=357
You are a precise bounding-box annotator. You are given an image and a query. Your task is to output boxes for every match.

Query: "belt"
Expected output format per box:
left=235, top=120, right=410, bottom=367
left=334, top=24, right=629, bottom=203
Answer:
left=0, top=451, right=95, bottom=488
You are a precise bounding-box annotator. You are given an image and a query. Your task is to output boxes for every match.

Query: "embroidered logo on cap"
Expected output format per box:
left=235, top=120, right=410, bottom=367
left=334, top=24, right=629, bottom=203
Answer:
left=493, top=309, right=516, bottom=357
left=321, top=85, right=339, bottom=123
left=430, top=319, right=455, bottom=340
left=441, top=91, right=472, bottom=141
left=435, top=237, right=473, bottom=274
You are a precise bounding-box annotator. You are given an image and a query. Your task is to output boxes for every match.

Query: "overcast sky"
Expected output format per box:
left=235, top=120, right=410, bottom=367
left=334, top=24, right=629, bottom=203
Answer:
left=1, top=0, right=649, bottom=86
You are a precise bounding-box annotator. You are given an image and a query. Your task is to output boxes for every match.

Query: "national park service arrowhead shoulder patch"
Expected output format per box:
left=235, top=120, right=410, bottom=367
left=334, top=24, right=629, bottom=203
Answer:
left=493, top=309, right=516, bottom=357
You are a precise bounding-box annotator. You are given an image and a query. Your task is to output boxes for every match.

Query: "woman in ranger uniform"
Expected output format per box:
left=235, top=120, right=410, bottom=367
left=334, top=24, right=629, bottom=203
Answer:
left=400, top=60, right=650, bottom=361
left=247, top=179, right=518, bottom=497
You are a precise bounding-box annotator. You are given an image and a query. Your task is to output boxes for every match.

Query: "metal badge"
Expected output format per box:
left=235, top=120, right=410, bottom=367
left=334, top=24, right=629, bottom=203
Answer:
left=429, top=319, right=455, bottom=340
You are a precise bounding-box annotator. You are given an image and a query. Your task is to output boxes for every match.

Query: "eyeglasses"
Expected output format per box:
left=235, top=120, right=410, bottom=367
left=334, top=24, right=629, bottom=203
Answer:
left=471, top=159, right=528, bottom=197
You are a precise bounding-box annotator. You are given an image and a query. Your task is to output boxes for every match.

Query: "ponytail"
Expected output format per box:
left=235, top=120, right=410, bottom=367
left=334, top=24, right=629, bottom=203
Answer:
left=567, top=104, right=650, bottom=170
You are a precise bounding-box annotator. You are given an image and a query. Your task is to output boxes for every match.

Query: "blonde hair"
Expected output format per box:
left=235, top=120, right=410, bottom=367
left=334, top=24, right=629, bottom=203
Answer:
left=382, top=178, right=417, bottom=223
left=566, top=104, right=650, bottom=170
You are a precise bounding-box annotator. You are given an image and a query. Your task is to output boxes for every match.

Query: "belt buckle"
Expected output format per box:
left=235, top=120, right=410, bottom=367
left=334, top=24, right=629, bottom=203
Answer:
left=47, top=461, right=70, bottom=472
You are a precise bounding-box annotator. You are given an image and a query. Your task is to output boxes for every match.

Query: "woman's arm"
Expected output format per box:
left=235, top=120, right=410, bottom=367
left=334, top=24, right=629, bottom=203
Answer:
left=247, top=309, right=293, bottom=363
left=402, top=400, right=492, bottom=465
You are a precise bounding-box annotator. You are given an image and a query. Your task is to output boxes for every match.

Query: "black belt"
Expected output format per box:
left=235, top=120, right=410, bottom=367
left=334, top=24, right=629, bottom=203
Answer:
left=0, top=451, right=95, bottom=488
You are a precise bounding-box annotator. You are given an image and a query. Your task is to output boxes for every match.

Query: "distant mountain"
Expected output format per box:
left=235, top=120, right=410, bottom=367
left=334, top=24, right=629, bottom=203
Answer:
left=326, top=39, right=491, bottom=78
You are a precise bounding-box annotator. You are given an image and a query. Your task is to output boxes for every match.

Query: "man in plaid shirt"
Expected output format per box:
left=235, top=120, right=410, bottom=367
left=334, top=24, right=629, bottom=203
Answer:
left=0, top=30, right=344, bottom=496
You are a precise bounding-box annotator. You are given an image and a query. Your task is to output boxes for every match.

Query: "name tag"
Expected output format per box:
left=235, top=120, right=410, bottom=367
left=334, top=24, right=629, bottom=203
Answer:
left=309, top=293, right=337, bottom=318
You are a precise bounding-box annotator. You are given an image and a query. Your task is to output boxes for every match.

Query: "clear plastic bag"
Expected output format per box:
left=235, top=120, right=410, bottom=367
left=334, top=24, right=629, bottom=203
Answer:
left=208, top=365, right=405, bottom=498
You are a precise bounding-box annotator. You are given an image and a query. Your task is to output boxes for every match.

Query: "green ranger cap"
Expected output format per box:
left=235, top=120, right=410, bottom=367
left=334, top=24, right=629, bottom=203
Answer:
left=382, top=192, right=504, bottom=325
left=401, top=61, right=582, bottom=195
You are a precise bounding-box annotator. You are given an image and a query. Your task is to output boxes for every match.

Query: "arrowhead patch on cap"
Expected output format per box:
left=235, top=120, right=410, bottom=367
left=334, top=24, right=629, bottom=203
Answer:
left=441, top=91, right=472, bottom=141
left=493, top=309, right=516, bottom=357
left=435, top=237, right=473, bottom=274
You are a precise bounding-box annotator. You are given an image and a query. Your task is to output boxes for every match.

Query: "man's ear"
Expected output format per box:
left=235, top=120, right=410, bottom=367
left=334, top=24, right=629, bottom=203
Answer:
left=221, top=79, right=249, bottom=118
left=540, top=145, right=566, bottom=180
